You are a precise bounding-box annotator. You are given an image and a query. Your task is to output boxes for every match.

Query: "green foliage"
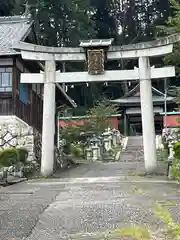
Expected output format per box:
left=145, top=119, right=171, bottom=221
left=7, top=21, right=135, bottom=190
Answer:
left=114, top=226, right=151, bottom=240
left=174, top=87, right=180, bottom=110
left=173, top=142, right=180, bottom=159
left=0, top=147, right=28, bottom=167
left=16, top=147, right=29, bottom=163
left=87, top=101, right=119, bottom=135
left=29, top=0, right=96, bottom=47
left=61, top=126, right=82, bottom=144
left=61, top=101, right=119, bottom=144
left=0, top=148, right=19, bottom=167
left=60, top=101, right=118, bottom=158
left=158, top=0, right=180, bottom=78
left=0, top=0, right=14, bottom=16
left=157, top=149, right=169, bottom=161
left=172, top=158, right=180, bottom=181
left=70, top=145, right=84, bottom=158
left=155, top=203, right=180, bottom=239
left=63, top=143, right=71, bottom=155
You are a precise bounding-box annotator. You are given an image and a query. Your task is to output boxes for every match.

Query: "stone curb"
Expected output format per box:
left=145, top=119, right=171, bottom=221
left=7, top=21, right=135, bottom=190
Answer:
left=0, top=177, right=27, bottom=187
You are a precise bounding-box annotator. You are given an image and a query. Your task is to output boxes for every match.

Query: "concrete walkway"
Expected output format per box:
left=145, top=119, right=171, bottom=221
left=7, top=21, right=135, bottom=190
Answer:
left=0, top=162, right=180, bottom=240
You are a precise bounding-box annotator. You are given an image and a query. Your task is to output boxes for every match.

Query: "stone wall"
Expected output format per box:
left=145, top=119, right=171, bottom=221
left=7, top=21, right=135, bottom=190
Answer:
left=33, top=129, right=42, bottom=165
left=0, top=116, right=71, bottom=173
left=0, top=116, right=41, bottom=165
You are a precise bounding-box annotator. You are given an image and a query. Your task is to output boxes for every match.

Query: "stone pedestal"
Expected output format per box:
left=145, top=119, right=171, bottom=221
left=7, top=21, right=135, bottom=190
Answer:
left=92, top=146, right=99, bottom=162
left=168, top=142, right=174, bottom=161
left=86, top=148, right=92, bottom=161
left=104, top=138, right=110, bottom=152
left=112, top=129, right=118, bottom=147
left=116, top=131, right=121, bottom=145
left=103, top=130, right=112, bottom=152
left=156, top=135, right=163, bottom=149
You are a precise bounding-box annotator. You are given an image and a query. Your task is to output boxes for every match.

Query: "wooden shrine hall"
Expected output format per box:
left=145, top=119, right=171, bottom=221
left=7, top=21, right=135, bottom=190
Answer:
left=0, top=15, right=76, bottom=132
left=110, top=83, right=175, bottom=135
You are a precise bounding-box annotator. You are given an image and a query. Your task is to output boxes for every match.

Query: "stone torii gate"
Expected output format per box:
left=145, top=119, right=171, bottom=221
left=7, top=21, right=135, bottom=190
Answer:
left=14, top=35, right=180, bottom=176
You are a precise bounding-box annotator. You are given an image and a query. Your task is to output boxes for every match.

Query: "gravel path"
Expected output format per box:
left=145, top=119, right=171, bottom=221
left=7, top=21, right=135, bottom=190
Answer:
left=0, top=162, right=179, bottom=240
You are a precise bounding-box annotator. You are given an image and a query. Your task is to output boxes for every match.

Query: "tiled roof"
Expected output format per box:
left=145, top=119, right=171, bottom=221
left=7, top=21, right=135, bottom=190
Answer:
left=123, top=84, right=165, bottom=98
left=110, top=96, right=174, bottom=104
left=0, top=15, right=33, bottom=55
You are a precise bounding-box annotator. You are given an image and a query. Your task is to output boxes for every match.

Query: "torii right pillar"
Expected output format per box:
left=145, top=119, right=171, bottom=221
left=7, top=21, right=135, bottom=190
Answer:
left=139, top=56, right=157, bottom=172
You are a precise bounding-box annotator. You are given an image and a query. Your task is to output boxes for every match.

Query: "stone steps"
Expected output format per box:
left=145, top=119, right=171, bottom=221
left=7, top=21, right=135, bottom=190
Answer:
left=120, top=136, right=144, bottom=163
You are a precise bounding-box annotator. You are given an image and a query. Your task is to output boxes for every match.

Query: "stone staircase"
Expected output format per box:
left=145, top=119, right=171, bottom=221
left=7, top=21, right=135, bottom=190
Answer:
left=121, top=136, right=144, bottom=162
left=120, top=136, right=167, bottom=175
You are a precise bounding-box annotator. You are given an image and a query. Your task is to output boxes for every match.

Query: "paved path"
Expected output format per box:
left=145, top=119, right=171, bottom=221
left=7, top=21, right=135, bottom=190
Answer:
left=0, top=162, right=180, bottom=240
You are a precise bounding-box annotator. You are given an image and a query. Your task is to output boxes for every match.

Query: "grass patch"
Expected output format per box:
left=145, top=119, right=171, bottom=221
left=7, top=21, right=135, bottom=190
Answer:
left=132, top=186, right=148, bottom=196
left=114, top=226, right=151, bottom=240
left=156, top=201, right=180, bottom=207
left=155, top=203, right=180, bottom=239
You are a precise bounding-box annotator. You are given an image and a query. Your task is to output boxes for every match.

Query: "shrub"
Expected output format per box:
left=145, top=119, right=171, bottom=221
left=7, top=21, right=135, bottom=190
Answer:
left=0, top=147, right=29, bottom=167
left=155, top=203, right=180, bottom=239
left=0, top=148, right=19, bottom=167
left=63, top=143, right=71, bottom=155
left=157, top=149, right=168, bottom=161
left=16, top=147, right=29, bottom=163
left=172, top=158, right=180, bottom=181
left=173, top=142, right=180, bottom=159
left=70, top=145, right=83, bottom=158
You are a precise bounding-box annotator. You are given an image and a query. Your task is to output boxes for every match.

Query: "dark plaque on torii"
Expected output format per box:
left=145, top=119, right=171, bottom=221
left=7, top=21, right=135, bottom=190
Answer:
left=88, top=49, right=105, bottom=75
left=79, top=39, right=113, bottom=75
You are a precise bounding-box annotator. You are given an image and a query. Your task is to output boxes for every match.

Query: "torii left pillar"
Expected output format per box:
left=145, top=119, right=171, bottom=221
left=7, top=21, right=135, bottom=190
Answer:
left=41, top=60, right=56, bottom=176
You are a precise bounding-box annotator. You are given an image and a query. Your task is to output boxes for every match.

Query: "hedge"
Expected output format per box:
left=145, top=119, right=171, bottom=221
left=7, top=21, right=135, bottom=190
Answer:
left=173, top=142, right=180, bottom=160
left=0, top=147, right=29, bottom=167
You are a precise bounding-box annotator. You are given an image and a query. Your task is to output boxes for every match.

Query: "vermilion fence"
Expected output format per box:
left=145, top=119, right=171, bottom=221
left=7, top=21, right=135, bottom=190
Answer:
left=58, top=115, right=121, bottom=130
left=163, top=115, right=180, bottom=128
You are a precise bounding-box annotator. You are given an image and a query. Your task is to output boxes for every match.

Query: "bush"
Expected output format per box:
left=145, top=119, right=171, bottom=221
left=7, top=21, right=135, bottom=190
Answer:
left=16, top=147, right=29, bottom=163
left=172, top=158, right=180, bottom=181
left=157, top=149, right=168, bottom=161
left=63, top=143, right=71, bottom=155
left=70, top=145, right=83, bottom=158
left=0, top=148, right=19, bottom=167
left=173, top=142, right=180, bottom=159
left=0, top=147, right=29, bottom=167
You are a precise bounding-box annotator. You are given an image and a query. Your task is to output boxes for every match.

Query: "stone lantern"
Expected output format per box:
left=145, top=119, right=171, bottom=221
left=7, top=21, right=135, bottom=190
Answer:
left=98, top=136, right=104, bottom=159
left=86, top=147, right=92, bottom=161
left=102, top=129, right=112, bottom=151
left=112, top=128, right=118, bottom=147
left=90, top=134, right=99, bottom=147
left=89, top=135, right=101, bottom=161
left=91, top=145, right=99, bottom=162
